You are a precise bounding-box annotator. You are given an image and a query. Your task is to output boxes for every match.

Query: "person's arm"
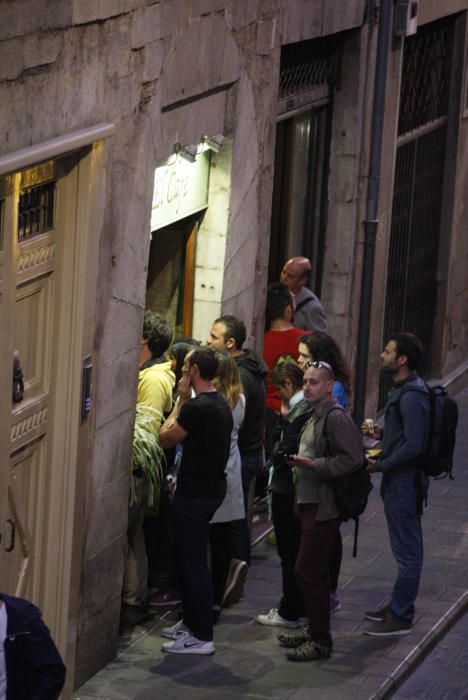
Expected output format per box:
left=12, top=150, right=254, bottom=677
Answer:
left=159, top=374, right=190, bottom=449
left=313, top=411, right=364, bottom=480
left=23, top=604, right=66, bottom=700
left=375, top=391, right=429, bottom=473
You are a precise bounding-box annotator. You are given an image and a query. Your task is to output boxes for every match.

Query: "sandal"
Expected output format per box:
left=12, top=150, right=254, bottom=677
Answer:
left=286, top=640, right=332, bottom=662
left=277, top=628, right=311, bottom=648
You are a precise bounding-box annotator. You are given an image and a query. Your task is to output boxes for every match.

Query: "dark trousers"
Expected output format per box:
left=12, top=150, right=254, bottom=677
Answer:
left=382, top=471, right=426, bottom=622
left=170, top=491, right=224, bottom=641
left=229, top=450, right=263, bottom=565
left=329, top=531, right=343, bottom=594
left=295, top=504, right=340, bottom=648
left=271, top=490, right=304, bottom=620
left=209, top=522, right=231, bottom=606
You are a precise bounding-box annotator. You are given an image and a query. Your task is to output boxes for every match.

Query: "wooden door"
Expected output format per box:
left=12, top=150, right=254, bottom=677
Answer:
left=0, top=159, right=74, bottom=601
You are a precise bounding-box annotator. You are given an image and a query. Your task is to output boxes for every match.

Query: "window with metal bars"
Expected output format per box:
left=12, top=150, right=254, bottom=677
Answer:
left=379, top=16, right=455, bottom=409
left=279, top=35, right=341, bottom=100
left=398, top=18, right=453, bottom=136
left=18, top=181, right=56, bottom=241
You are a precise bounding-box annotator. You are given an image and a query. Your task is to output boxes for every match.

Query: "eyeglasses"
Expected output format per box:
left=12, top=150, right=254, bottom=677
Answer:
left=304, top=360, right=335, bottom=380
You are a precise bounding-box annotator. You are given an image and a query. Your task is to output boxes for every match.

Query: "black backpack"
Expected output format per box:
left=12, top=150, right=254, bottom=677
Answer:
left=323, top=407, right=373, bottom=557
left=397, top=384, right=458, bottom=479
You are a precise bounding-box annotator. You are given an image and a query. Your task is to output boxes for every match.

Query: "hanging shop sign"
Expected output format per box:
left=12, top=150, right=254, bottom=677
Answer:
left=151, top=150, right=210, bottom=231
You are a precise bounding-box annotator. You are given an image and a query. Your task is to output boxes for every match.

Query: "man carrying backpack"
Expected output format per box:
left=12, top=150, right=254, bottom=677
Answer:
left=279, top=360, right=364, bottom=662
left=363, top=332, right=430, bottom=637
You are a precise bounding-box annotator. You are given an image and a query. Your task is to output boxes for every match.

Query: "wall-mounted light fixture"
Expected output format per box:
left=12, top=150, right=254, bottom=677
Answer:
left=173, top=142, right=198, bottom=163
left=202, top=134, right=225, bottom=153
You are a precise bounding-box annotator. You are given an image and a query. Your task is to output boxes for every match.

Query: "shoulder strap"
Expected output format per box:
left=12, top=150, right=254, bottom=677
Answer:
left=295, top=296, right=314, bottom=313
left=395, top=384, right=429, bottom=423
left=322, top=405, right=345, bottom=455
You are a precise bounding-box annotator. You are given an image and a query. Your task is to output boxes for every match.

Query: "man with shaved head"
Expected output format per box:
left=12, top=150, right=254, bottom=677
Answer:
left=279, top=361, right=363, bottom=662
left=280, top=256, right=327, bottom=332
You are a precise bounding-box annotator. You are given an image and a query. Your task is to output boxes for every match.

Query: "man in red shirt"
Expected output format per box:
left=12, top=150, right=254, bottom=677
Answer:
left=264, top=282, right=306, bottom=414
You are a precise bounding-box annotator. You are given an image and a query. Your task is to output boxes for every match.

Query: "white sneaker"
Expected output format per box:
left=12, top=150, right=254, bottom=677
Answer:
left=256, top=608, right=300, bottom=628
left=160, top=619, right=190, bottom=640
left=162, top=630, right=215, bottom=655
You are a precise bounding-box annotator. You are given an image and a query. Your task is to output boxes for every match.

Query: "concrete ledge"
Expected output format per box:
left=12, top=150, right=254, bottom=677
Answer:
left=370, top=589, right=468, bottom=699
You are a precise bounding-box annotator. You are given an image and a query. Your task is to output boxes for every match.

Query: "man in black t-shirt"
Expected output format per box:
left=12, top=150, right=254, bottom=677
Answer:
left=159, top=347, right=233, bottom=656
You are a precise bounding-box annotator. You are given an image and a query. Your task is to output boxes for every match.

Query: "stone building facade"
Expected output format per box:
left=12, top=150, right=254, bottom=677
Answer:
left=0, top=1, right=467, bottom=695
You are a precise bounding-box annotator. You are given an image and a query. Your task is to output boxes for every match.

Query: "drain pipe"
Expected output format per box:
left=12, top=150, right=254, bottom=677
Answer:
left=353, top=0, right=394, bottom=424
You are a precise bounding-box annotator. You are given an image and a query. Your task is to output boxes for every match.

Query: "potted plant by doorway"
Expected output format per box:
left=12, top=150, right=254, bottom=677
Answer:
left=131, top=404, right=166, bottom=507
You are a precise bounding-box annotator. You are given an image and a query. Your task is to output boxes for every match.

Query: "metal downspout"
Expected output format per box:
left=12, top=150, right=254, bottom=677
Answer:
left=353, top=0, right=394, bottom=424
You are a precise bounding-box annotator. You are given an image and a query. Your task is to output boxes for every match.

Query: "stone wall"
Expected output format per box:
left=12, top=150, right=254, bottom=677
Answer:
left=1, top=0, right=467, bottom=691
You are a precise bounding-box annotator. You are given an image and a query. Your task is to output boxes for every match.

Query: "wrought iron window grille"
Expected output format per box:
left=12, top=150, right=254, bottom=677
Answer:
left=279, top=35, right=342, bottom=101
left=18, top=180, right=56, bottom=241
left=398, top=18, right=454, bottom=136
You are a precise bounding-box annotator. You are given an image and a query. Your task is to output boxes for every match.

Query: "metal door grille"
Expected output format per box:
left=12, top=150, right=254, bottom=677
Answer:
left=379, top=17, right=454, bottom=409
left=18, top=181, right=55, bottom=241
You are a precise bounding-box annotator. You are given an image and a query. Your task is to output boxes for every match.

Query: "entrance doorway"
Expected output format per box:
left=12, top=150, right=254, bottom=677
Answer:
left=146, top=217, right=198, bottom=338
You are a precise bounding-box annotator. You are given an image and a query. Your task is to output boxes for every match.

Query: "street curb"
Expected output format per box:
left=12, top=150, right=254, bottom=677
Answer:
left=369, top=589, right=468, bottom=699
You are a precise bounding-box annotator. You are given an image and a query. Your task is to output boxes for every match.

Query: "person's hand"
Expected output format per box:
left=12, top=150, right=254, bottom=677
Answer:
left=177, top=373, right=191, bottom=401
left=361, top=420, right=381, bottom=439
left=285, top=455, right=314, bottom=470
left=366, top=457, right=376, bottom=473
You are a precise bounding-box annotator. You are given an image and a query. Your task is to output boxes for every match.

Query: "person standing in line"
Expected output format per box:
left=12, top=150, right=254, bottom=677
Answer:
left=207, top=315, right=267, bottom=604
left=363, top=332, right=429, bottom=637
left=0, top=593, right=66, bottom=700
left=256, top=362, right=310, bottom=629
left=263, top=282, right=306, bottom=416
left=159, top=347, right=233, bottom=655
left=280, top=256, right=327, bottom=332
left=209, top=352, right=246, bottom=623
left=279, top=361, right=363, bottom=662
left=121, top=311, right=175, bottom=630
left=297, top=331, right=353, bottom=611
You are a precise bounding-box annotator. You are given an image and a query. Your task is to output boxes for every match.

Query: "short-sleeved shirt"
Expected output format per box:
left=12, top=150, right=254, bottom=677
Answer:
left=176, top=391, right=233, bottom=498
left=263, top=328, right=306, bottom=412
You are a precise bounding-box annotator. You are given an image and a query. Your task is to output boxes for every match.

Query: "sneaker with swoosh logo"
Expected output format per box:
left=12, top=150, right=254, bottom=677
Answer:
left=162, top=630, right=215, bottom=655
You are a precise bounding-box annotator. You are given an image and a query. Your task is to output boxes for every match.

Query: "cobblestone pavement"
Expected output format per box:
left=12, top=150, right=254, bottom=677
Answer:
left=75, top=384, right=468, bottom=700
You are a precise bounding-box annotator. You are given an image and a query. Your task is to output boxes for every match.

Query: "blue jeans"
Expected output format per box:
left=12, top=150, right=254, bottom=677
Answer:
left=382, top=470, right=427, bottom=622
left=229, top=449, right=264, bottom=565
left=170, top=490, right=225, bottom=641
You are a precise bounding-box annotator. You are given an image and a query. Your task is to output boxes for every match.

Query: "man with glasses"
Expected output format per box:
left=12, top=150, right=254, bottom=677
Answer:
left=280, top=360, right=363, bottom=662
left=280, top=256, right=327, bottom=332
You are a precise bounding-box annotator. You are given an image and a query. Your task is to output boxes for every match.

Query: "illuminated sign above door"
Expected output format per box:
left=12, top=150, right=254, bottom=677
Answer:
left=151, top=150, right=210, bottom=231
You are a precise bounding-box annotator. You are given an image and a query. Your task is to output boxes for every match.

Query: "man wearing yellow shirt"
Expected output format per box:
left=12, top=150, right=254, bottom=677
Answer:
left=121, top=311, right=175, bottom=630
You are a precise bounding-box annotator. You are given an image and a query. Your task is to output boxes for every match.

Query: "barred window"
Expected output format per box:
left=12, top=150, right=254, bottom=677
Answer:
left=18, top=181, right=56, bottom=241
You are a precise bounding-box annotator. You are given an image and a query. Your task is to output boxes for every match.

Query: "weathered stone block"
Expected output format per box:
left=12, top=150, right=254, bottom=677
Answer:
left=131, top=2, right=163, bottom=47
left=161, top=0, right=191, bottom=37
left=0, top=40, right=24, bottom=80
left=24, top=31, right=62, bottom=70
left=72, top=0, right=127, bottom=25
left=191, top=0, right=225, bottom=17
left=85, top=473, right=129, bottom=559
left=143, top=39, right=164, bottom=81
left=255, top=19, right=275, bottom=56
left=75, top=596, right=121, bottom=688
left=92, top=411, right=134, bottom=493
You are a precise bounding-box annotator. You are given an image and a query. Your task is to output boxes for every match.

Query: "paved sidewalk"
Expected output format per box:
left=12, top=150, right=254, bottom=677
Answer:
left=394, top=609, right=468, bottom=699
left=75, top=385, right=468, bottom=700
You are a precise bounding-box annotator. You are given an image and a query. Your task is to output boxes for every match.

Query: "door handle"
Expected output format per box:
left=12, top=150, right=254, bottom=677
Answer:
left=5, top=518, right=16, bottom=552
left=12, top=350, right=24, bottom=403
